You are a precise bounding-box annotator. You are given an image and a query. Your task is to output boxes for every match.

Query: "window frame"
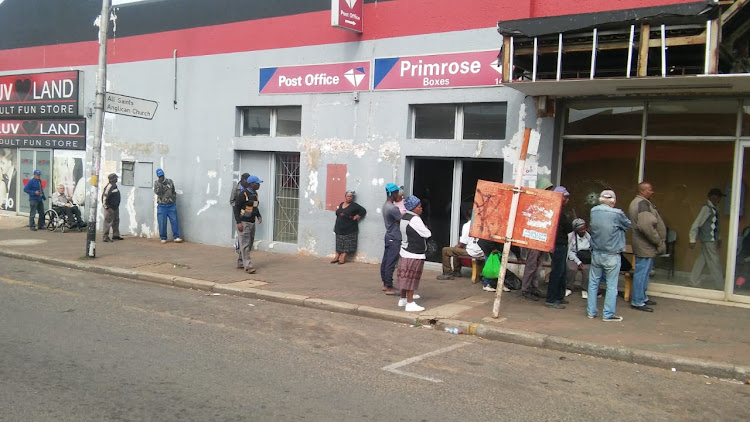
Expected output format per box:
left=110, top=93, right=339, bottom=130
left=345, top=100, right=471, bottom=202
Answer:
left=240, top=106, right=301, bottom=137
left=409, top=102, right=507, bottom=141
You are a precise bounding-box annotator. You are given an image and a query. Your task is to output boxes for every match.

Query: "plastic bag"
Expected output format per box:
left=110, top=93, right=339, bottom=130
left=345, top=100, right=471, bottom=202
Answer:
left=504, top=269, right=522, bottom=290
left=481, top=251, right=501, bottom=279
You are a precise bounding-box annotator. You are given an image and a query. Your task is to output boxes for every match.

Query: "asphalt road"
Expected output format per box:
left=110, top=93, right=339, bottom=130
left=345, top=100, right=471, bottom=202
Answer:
left=1, top=256, right=747, bottom=422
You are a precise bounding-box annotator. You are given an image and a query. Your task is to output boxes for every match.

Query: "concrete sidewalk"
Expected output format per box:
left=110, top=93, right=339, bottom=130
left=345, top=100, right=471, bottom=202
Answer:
left=1, top=214, right=748, bottom=380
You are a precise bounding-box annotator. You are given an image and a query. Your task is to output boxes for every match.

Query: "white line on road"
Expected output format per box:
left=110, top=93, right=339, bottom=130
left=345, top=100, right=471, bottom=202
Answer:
left=382, top=342, right=471, bottom=383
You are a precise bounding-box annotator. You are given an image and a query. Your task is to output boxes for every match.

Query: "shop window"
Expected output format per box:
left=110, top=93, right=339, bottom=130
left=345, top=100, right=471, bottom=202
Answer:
left=644, top=141, right=734, bottom=289
left=273, top=152, right=300, bottom=243
left=564, top=101, right=643, bottom=136
left=240, top=106, right=301, bottom=137
left=412, top=103, right=506, bottom=140
left=560, top=139, right=640, bottom=219
left=647, top=99, right=739, bottom=137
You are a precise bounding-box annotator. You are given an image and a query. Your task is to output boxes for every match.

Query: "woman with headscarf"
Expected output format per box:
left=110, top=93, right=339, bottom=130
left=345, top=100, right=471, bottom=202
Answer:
left=567, top=217, right=594, bottom=298
left=397, top=195, right=431, bottom=312
left=331, top=190, right=367, bottom=264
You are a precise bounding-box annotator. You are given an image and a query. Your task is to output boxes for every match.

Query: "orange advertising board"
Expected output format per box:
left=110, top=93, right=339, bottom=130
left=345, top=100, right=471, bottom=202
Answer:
left=469, top=180, right=563, bottom=252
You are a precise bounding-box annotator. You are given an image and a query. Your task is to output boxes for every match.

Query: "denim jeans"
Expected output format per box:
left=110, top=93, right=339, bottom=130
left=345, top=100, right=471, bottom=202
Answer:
left=157, top=202, right=181, bottom=240
left=546, top=242, right=568, bottom=304
left=380, top=239, right=400, bottom=288
left=29, top=199, right=45, bottom=228
left=632, top=257, right=653, bottom=307
left=587, top=251, right=621, bottom=318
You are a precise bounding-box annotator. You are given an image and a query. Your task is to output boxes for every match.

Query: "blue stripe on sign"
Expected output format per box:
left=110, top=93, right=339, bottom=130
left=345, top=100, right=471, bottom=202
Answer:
left=259, top=68, right=278, bottom=93
left=373, top=57, right=399, bottom=89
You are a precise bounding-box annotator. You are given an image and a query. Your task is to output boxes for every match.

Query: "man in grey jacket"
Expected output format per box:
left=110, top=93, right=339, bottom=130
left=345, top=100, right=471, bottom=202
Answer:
left=628, top=182, right=666, bottom=312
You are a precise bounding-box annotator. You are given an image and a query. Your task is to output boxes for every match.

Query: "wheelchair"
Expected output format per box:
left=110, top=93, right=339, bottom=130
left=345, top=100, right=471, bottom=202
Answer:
left=45, top=206, right=85, bottom=233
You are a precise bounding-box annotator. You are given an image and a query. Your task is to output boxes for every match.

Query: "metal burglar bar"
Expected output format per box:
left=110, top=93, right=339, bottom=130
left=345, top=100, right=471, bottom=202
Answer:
left=273, top=152, right=300, bottom=243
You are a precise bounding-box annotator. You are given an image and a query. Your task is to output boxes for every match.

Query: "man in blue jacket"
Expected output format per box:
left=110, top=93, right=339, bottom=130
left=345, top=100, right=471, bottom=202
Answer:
left=23, top=169, right=46, bottom=231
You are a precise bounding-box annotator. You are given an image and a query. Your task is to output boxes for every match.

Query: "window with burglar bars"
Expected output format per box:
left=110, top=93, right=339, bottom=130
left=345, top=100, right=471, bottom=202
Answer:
left=273, top=152, right=300, bottom=243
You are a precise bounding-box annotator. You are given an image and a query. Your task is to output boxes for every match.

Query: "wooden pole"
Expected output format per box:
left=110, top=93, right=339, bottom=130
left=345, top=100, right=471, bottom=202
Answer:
left=492, top=128, right=531, bottom=318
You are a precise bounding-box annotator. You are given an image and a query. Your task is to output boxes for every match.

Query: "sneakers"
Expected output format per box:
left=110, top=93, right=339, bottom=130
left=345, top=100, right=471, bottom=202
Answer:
left=582, top=291, right=588, bottom=299
left=412, top=294, right=421, bottom=300
left=398, top=298, right=407, bottom=307
left=521, top=291, right=539, bottom=301
left=450, top=271, right=463, bottom=278
left=174, top=237, right=183, bottom=243
left=502, top=286, right=510, bottom=292
left=565, top=289, right=572, bottom=297
left=160, top=239, right=167, bottom=244
left=483, top=285, right=497, bottom=292
left=545, top=302, right=566, bottom=309
left=103, top=237, right=112, bottom=242
left=404, top=302, right=425, bottom=312
left=603, top=315, right=623, bottom=322
left=587, top=314, right=596, bottom=319
left=436, top=274, right=454, bottom=280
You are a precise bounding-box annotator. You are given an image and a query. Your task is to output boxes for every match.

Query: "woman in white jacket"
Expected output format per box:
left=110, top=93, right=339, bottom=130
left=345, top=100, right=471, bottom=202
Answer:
left=567, top=218, right=594, bottom=298
left=397, top=195, right=431, bottom=312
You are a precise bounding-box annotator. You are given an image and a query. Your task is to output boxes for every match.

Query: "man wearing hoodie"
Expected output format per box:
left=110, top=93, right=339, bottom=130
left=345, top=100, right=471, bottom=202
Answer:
left=628, top=182, right=666, bottom=313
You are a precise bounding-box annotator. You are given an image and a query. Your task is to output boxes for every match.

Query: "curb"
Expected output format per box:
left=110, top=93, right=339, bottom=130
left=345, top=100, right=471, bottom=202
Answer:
left=2, top=249, right=748, bottom=381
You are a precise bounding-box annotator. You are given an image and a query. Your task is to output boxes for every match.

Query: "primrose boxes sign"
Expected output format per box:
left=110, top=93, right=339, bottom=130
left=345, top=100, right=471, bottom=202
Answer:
left=0, top=119, right=87, bottom=150
left=331, top=0, right=363, bottom=33
left=105, top=92, right=158, bottom=120
left=0, top=71, right=81, bottom=118
left=373, top=50, right=503, bottom=90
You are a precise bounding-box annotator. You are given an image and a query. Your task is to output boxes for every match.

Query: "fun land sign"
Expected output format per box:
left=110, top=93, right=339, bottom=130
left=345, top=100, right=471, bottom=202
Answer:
left=0, top=119, right=86, bottom=150
left=260, top=61, right=370, bottom=94
left=373, top=50, right=503, bottom=90
left=331, top=0, right=363, bottom=33
left=0, top=71, right=81, bottom=118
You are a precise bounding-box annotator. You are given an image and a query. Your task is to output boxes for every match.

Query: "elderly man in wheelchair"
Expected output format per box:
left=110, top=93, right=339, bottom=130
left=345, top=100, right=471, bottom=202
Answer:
left=48, top=184, right=86, bottom=231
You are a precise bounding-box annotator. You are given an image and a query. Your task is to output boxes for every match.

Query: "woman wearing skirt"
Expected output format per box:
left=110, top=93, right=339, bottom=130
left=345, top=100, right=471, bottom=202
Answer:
left=331, top=190, right=367, bottom=264
left=397, top=195, right=432, bottom=312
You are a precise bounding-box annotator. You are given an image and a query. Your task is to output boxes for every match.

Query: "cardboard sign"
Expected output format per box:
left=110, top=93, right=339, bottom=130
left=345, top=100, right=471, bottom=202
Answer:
left=0, top=119, right=86, bottom=150
left=260, top=61, right=370, bottom=94
left=373, top=50, right=502, bottom=90
left=0, top=71, right=81, bottom=118
left=469, top=180, right=563, bottom=252
left=332, top=0, right=363, bottom=33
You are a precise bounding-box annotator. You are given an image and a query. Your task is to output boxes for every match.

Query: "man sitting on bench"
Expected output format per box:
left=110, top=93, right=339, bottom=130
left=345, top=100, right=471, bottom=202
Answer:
left=437, top=214, right=484, bottom=280
left=51, top=184, right=85, bottom=228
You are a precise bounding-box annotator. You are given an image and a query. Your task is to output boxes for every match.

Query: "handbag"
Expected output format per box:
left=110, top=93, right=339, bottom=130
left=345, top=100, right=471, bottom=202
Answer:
left=575, top=236, right=592, bottom=264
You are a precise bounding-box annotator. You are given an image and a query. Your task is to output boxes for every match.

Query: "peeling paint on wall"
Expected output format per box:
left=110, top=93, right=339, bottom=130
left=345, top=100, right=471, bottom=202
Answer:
left=473, top=140, right=486, bottom=157
left=299, top=137, right=373, bottom=169
left=109, top=142, right=168, bottom=156
left=378, top=140, right=400, bottom=164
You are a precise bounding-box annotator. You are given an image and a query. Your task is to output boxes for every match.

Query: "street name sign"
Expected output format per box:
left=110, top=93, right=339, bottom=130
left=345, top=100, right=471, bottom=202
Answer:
left=105, top=92, right=158, bottom=120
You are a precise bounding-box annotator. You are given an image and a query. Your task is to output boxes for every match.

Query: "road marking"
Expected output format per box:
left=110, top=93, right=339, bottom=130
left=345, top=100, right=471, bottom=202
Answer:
left=0, top=276, right=79, bottom=296
left=382, top=342, right=471, bottom=383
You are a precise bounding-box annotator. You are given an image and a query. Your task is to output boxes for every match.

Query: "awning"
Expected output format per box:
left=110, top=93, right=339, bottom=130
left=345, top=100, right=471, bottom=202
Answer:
left=497, top=1, right=718, bottom=38
left=503, top=74, right=750, bottom=98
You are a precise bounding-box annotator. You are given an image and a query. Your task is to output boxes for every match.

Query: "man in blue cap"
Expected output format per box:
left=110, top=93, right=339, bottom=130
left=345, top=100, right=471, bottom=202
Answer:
left=23, top=169, right=46, bottom=231
left=234, top=174, right=263, bottom=273
left=381, top=183, right=403, bottom=295
left=154, top=168, right=182, bottom=244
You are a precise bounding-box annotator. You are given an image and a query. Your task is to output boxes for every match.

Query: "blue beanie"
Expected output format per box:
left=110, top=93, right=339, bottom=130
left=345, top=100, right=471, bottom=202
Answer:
left=403, top=195, right=421, bottom=211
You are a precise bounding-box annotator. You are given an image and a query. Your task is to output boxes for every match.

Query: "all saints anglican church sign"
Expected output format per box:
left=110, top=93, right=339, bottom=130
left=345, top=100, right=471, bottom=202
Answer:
left=331, top=0, right=363, bottom=33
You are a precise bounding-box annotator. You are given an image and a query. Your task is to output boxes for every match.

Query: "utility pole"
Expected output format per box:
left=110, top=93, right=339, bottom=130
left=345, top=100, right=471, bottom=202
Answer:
left=86, top=0, right=111, bottom=258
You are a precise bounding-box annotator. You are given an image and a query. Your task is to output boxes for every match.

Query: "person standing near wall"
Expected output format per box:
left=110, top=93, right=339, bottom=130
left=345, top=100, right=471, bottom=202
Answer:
left=545, top=186, right=573, bottom=309
left=587, top=190, right=631, bottom=322
left=689, top=188, right=726, bottom=290
left=520, top=177, right=555, bottom=300
left=234, top=175, right=262, bottom=274
left=102, top=173, right=123, bottom=242
left=330, top=190, right=367, bottom=264
left=154, top=168, right=183, bottom=244
left=628, top=182, right=666, bottom=313
left=397, top=195, right=431, bottom=312
left=381, top=183, right=403, bottom=295
left=23, top=169, right=46, bottom=231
